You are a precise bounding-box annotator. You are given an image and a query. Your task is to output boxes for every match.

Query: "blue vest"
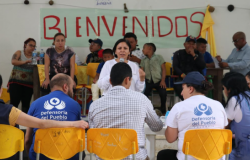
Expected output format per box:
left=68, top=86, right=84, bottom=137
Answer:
left=230, top=92, right=250, bottom=160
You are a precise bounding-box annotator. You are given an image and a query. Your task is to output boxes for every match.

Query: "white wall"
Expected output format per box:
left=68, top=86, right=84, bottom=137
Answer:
left=0, top=0, right=250, bottom=87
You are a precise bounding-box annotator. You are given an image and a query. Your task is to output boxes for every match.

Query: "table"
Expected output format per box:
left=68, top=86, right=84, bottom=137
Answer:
left=206, top=68, right=224, bottom=102
left=144, top=123, right=166, bottom=160
left=32, top=65, right=91, bottom=100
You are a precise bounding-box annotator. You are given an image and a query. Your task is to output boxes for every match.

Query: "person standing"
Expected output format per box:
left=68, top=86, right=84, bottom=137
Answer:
left=8, top=38, right=36, bottom=113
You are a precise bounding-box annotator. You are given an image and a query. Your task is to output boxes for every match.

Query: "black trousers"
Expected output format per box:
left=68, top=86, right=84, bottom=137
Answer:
left=9, top=83, right=33, bottom=113
left=157, top=149, right=178, bottom=160
left=144, top=80, right=167, bottom=114
left=173, top=78, right=184, bottom=101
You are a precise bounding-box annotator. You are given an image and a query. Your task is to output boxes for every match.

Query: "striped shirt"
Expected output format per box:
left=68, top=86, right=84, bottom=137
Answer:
left=88, top=86, right=163, bottom=160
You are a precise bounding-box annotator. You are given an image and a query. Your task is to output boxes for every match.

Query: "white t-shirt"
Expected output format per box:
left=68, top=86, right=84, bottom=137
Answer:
left=97, top=59, right=145, bottom=96
left=166, top=95, right=228, bottom=160
left=131, top=49, right=146, bottom=66
left=225, top=97, right=243, bottom=123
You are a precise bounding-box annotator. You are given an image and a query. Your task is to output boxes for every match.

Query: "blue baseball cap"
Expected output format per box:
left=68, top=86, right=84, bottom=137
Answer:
left=185, top=35, right=197, bottom=43
left=174, top=71, right=205, bottom=86
left=89, top=38, right=103, bottom=47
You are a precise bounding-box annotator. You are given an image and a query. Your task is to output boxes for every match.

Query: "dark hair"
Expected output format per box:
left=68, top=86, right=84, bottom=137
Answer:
left=50, top=74, right=70, bottom=89
left=102, top=49, right=113, bottom=56
left=113, top=39, right=131, bottom=57
left=0, top=75, right=2, bottom=89
left=24, top=38, right=36, bottom=50
left=197, top=38, right=207, bottom=44
left=186, top=81, right=213, bottom=95
left=144, top=43, right=157, bottom=52
left=54, top=33, right=65, bottom=41
left=110, top=62, right=132, bottom=86
left=246, top=71, right=250, bottom=78
left=124, top=32, right=137, bottom=41
left=222, top=72, right=250, bottom=109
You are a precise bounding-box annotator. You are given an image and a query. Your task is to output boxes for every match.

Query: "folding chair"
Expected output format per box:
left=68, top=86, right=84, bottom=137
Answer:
left=182, top=129, right=232, bottom=160
left=0, top=88, right=10, bottom=103
left=34, top=128, right=85, bottom=160
left=87, top=128, right=139, bottom=160
left=0, top=124, right=24, bottom=160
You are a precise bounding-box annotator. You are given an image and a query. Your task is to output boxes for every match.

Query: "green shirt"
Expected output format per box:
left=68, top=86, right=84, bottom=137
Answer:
left=140, top=54, right=165, bottom=83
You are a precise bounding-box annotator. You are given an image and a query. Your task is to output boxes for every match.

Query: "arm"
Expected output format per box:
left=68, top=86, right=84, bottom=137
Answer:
left=160, top=63, right=167, bottom=88
left=70, top=54, right=76, bottom=80
left=42, top=54, right=50, bottom=89
left=97, top=62, right=111, bottom=91
left=16, top=112, right=89, bottom=129
left=135, top=68, right=146, bottom=92
left=227, top=55, right=250, bottom=70
left=173, top=52, right=183, bottom=76
left=93, top=73, right=100, bottom=84
left=206, top=63, right=215, bottom=68
left=25, top=127, right=33, bottom=156
left=129, top=55, right=141, bottom=64
left=145, top=99, right=163, bottom=132
left=194, top=52, right=206, bottom=70
left=165, top=126, right=178, bottom=143
left=11, top=51, right=30, bottom=66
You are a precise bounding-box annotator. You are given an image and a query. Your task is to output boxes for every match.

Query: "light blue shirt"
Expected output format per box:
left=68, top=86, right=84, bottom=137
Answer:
left=223, top=43, right=250, bottom=75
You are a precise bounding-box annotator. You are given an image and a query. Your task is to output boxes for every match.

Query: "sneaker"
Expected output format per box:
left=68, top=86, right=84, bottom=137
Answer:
left=154, top=109, right=163, bottom=117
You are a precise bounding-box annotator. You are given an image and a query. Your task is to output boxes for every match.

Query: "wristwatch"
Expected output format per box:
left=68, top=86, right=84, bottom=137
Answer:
left=193, top=54, right=198, bottom=59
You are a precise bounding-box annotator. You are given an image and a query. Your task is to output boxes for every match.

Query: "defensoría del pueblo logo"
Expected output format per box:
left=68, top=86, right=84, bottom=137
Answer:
left=194, top=103, right=213, bottom=116
left=44, top=98, right=66, bottom=110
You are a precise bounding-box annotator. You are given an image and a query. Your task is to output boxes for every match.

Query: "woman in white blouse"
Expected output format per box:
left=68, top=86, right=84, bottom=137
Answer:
left=98, top=39, right=145, bottom=95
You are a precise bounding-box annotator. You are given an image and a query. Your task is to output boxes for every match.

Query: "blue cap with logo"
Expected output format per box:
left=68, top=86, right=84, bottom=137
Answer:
left=89, top=38, right=103, bottom=47
left=174, top=71, right=205, bottom=86
left=185, top=35, right=197, bottom=43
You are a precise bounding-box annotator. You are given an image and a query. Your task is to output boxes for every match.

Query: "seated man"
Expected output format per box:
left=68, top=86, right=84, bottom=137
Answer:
left=0, top=74, right=88, bottom=160
left=196, top=38, right=214, bottom=75
left=216, top=32, right=250, bottom=75
left=89, top=62, right=163, bottom=160
left=86, top=38, right=104, bottom=64
left=157, top=72, right=228, bottom=160
left=173, top=35, right=206, bottom=100
left=25, top=74, right=85, bottom=160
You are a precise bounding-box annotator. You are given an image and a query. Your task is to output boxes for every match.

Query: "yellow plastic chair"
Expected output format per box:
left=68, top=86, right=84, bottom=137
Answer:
left=83, top=63, right=99, bottom=115
left=34, top=128, right=85, bottom=160
left=37, top=64, right=45, bottom=87
left=87, top=128, right=139, bottom=160
left=182, top=129, right=232, bottom=160
left=0, top=88, right=10, bottom=103
left=0, top=124, right=24, bottom=160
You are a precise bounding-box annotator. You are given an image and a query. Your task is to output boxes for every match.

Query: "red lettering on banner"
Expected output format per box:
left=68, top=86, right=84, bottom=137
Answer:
left=43, top=15, right=61, bottom=40
left=152, top=16, right=154, bottom=37
left=175, top=16, right=188, bottom=37
left=76, top=17, right=82, bottom=37
left=102, top=16, right=117, bottom=36
left=132, top=16, right=148, bottom=37
left=122, top=16, right=128, bottom=36
left=86, top=16, right=100, bottom=36
left=157, top=16, right=173, bottom=37
left=64, top=17, right=67, bottom=38
left=190, top=12, right=205, bottom=38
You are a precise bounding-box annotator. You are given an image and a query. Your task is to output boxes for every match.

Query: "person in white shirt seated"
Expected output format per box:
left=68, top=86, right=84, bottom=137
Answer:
left=89, top=62, right=163, bottom=160
left=222, top=72, right=250, bottom=160
left=97, top=38, right=145, bottom=96
left=157, top=71, right=228, bottom=160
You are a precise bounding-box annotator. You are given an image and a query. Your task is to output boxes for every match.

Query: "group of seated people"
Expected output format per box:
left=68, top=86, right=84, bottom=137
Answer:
left=2, top=30, right=250, bottom=160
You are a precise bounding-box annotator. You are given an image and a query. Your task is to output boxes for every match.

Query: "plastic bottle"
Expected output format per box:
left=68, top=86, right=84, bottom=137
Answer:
left=165, top=111, right=170, bottom=127
left=39, top=49, right=45, bottom=64
left=32, top=49, right=37, bottom=65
